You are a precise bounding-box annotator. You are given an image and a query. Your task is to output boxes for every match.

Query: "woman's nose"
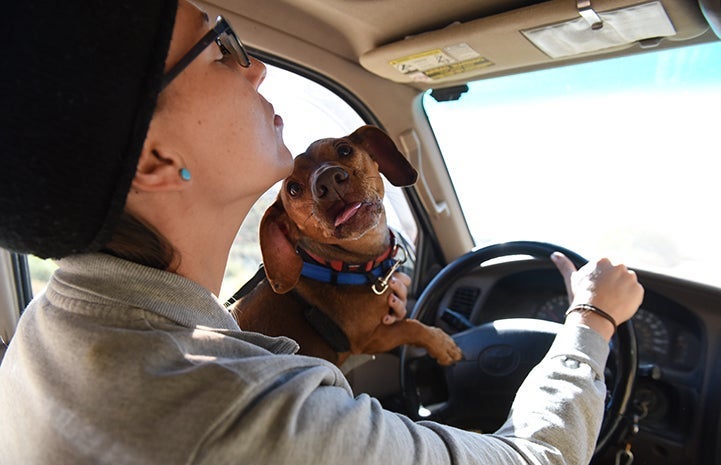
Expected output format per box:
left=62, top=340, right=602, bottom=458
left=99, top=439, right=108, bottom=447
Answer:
left=246, top=56, right=267, bottom=88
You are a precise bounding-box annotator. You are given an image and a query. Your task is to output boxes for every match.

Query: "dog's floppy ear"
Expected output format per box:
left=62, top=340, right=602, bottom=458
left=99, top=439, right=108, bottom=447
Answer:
left=350, top=125, right=418, bottom=187
left=259, top=198, right=303, bottom=294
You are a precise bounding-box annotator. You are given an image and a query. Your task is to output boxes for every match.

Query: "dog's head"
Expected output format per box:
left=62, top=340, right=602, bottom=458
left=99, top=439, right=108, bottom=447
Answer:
left=259, top=125, right=418, bottom=293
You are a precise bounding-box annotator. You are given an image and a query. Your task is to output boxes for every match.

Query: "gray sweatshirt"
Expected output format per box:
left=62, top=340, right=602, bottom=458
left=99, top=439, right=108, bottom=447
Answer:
left=0, top=253, right=609, bottom=465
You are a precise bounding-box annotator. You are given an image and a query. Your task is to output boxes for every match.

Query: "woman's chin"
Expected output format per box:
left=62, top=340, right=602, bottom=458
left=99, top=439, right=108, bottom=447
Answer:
left=278, top=146, right=294, bottom=176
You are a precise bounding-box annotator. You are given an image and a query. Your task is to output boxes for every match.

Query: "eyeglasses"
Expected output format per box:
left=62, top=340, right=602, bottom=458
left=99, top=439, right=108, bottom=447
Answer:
left=161, top=16, right=251, bottom=90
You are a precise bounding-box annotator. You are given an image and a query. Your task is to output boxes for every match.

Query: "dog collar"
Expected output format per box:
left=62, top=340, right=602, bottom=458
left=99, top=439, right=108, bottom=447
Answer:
left=298, top=231, right=402, bottom=286
left=299, top=230, right=397, bottom=273
left=299, top=258, right=395, bottom=286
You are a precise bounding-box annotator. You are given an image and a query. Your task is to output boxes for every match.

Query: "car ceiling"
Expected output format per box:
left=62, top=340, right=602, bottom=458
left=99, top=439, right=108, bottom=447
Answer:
left=205, top=0, right=719, bottom=90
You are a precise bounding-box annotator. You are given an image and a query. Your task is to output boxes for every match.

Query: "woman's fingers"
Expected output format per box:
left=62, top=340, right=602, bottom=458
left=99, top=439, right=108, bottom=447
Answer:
left=552, top=252, right=644, bottom=339
left=384, top=272, right=411, bottom=325
left=550, top=252, right=576, bottom=304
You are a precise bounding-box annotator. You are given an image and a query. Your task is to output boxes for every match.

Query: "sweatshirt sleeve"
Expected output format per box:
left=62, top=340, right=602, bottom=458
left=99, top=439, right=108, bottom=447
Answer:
left=195, top=323, right=609, bottom=465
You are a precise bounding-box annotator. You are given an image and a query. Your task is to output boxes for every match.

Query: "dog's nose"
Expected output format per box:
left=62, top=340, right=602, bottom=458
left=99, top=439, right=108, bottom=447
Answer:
left=312, top=165, right=349, bottom=199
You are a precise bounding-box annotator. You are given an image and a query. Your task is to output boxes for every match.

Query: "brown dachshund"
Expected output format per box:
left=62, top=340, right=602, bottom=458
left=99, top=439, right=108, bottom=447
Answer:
left=230, top=125, right=462, bottom=367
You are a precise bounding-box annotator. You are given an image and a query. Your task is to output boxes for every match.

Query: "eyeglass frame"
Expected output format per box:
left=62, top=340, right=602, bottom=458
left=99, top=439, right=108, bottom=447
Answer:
left=161, top=16, right=251, bottom=90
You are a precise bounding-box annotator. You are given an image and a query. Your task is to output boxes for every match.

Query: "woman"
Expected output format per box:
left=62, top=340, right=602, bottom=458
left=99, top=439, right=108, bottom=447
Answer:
left=0, top=1, right=643, bottom=464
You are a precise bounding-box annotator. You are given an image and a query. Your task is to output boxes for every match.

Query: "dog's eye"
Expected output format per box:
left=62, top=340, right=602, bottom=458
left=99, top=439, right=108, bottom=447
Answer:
left=336, top=143, right=353, bottom=157
left=286, top=181, right=302, bottom=197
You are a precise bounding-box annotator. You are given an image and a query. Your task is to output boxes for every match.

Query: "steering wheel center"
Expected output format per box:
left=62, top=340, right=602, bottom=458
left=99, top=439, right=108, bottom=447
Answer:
left=478, top=344, right=519, bottom=376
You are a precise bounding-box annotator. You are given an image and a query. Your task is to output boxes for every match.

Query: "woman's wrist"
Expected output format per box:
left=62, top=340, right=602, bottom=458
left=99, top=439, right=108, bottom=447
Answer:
left=566, top=304, right=617, bottom=328
left=564, top=305, right=616, bottom=341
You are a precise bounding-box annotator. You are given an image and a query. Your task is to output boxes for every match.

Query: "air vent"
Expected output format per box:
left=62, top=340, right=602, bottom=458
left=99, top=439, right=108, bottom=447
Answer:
left=449, top=286, right=480, bottom=318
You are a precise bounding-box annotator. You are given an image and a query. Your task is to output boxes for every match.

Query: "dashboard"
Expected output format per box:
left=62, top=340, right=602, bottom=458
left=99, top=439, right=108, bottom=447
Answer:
left=436, top=268, right=704, bottom=372
left=344, top=255, right=721, bottom=464
left=426, top=260, right=712, bottom=464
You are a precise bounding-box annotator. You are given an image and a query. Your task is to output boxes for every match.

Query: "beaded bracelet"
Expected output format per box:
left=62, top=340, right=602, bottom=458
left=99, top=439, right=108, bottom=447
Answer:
left=565, top=303, right=617, bottom=330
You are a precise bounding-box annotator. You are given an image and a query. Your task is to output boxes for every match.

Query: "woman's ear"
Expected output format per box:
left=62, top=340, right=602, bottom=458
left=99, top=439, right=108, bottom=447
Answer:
left=132, top=145, right=190, bottom=192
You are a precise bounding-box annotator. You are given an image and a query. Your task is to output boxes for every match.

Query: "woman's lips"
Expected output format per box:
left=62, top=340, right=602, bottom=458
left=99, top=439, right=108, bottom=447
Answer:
left=274, top=114, right=283, bottom=127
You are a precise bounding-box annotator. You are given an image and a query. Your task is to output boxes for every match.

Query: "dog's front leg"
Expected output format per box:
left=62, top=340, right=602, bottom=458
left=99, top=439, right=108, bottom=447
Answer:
left=358, top=320, right=462, bottom=366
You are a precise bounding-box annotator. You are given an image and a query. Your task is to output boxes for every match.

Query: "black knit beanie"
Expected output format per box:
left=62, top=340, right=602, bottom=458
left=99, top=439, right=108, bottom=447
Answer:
left=0, top=1, right=178, bottom=259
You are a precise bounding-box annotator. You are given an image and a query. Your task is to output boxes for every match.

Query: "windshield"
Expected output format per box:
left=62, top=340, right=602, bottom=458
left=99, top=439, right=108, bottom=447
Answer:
left=424, top=41, right=721, bottom=289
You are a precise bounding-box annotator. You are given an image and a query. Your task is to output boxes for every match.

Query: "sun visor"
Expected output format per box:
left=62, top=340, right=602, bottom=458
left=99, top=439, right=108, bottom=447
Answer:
left=699, top=0, right=721, bottom=38
left=359, top=0, right=709, bottom=88
left=522, top=2, right=676, bottom=59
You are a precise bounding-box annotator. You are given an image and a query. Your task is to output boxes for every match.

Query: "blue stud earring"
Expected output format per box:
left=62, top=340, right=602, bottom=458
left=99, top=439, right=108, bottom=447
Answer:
left=179, top=168, right=191, bottom=181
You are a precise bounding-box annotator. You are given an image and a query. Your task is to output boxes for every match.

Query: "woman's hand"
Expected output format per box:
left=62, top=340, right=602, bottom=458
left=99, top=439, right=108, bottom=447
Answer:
left=551, top=252, right=644, bottom=341
left=383, top=272, right=411, bottom=325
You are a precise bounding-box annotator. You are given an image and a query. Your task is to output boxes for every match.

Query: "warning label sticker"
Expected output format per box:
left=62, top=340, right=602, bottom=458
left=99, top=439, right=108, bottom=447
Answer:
left=424, top=56, right=494, bottom=80
left=389, top=43, right=494, bottom=81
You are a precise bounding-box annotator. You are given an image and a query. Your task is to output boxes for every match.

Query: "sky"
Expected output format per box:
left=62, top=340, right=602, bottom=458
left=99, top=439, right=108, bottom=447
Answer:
left=424, top=41, right=721, bottom=288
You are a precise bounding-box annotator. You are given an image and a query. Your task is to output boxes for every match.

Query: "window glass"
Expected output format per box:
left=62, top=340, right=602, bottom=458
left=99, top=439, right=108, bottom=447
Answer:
left=27, top=255, right=57, bottom=297
left=26, top=64, right=418, bottom=301
left=423, top=41, right=721, bottom=288
left=220, top=64, right=417, bottom=301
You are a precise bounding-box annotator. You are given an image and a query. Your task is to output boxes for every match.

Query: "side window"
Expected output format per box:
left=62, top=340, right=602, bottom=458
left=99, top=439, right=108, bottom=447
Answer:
left=219, top=64, right=418, bottom=301
left=25, top=64, right=418, bottom=302
left=27, top=255, right=57, bottom=297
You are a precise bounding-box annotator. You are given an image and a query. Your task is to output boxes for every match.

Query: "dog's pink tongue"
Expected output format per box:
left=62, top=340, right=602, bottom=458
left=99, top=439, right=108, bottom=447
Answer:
left=334, top=202, right=363, bottom=227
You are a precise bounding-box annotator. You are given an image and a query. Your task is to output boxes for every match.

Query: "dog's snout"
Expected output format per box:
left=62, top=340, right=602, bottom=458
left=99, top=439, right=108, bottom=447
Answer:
left=312, top=165, right=349, bottom=199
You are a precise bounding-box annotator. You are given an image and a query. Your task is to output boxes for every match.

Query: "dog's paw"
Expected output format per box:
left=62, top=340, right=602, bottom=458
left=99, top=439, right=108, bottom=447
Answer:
left=427, top=327, right=463, bottom=366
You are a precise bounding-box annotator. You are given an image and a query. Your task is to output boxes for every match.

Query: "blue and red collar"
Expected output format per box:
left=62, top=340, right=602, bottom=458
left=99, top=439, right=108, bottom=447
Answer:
left=298, top=231, right=400, bottom=286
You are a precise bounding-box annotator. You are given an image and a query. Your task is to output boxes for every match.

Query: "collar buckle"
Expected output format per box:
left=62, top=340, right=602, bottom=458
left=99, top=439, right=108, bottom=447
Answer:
left=371, top=244, right=408, bottom=295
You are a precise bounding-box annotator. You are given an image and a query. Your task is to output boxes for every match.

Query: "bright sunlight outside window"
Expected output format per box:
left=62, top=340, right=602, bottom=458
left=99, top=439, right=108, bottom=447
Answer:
left=424, top=41, right=721, bottom=289
left=219, top=64, right=418, bottom=301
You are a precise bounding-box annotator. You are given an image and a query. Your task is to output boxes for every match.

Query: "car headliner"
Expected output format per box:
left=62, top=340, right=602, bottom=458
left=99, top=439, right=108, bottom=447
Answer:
left=202, top=0, right=717, bottom=89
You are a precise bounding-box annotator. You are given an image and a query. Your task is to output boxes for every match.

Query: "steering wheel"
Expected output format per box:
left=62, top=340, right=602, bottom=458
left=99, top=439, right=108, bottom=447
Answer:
left=401, top=241, right=637, bottom=455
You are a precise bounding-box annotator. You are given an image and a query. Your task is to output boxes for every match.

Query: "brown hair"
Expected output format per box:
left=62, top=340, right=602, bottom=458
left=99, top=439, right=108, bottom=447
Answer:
left=102, top=211, right=177, bottom=271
